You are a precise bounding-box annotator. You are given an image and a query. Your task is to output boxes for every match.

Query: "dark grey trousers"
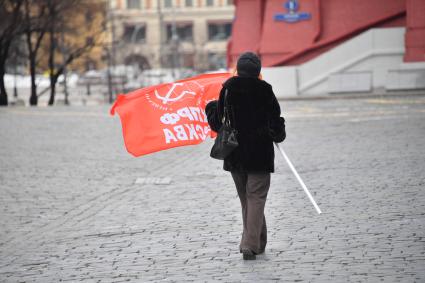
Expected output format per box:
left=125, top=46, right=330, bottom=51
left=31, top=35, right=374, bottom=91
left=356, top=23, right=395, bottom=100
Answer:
left=231, top=171, right=271, bottom=254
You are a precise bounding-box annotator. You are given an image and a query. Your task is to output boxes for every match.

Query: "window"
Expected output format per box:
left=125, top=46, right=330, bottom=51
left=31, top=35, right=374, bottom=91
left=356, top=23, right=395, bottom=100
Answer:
left=127, top=0, right=141, bottom=9
left=166, top=23, right=193, bottom=42
left=208, top=22, right=232, bottom=41
left=185, top=0, right=193, bottom=7
left=123, top=25, right=146, bottom=43
left=206, top=0, right=214, bottom=6
left=164, top=0, right=172, bottom=8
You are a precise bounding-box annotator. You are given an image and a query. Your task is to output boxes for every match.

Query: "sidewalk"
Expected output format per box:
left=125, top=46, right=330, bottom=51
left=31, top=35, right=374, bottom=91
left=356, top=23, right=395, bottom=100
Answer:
left=278, top=90, right=425, bottom=101
left=1, top=96, right=424, bottom=282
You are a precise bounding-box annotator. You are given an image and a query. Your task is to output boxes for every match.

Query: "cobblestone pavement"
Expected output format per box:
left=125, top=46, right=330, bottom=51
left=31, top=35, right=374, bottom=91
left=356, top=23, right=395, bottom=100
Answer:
left=1, top=95, right=425, bottom=282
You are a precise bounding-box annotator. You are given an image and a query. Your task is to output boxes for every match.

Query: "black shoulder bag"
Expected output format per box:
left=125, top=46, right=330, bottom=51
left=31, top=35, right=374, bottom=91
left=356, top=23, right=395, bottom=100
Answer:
left=210, top=89, right=238, bottom=160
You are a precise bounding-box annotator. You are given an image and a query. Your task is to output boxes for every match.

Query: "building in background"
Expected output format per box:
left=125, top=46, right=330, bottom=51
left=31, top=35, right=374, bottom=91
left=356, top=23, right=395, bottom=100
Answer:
left=109, top=0, right=235, bottom=72
left=44, top=0, right=107, bottom=73
left=229, top=0, right=425, bottom=97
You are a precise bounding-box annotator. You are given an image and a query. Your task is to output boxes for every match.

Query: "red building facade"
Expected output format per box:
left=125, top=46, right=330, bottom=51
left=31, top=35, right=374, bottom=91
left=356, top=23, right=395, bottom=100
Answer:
left=228, top=0, right=425, bottom=67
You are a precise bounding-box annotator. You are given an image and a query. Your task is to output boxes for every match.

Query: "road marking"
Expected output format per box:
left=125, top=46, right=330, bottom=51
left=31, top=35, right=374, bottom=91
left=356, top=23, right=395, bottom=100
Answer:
left=135, top=177, right=172, bottom=185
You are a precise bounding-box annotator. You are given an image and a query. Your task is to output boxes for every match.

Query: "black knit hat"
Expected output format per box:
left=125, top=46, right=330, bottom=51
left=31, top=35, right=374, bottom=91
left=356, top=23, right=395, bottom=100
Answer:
left=236, top=52, right=261, bottom=78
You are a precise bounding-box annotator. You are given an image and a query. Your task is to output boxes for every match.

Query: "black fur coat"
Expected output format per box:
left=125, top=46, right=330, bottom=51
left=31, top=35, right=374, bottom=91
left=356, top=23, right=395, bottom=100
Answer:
left=205, top=76, right=286, bottom=173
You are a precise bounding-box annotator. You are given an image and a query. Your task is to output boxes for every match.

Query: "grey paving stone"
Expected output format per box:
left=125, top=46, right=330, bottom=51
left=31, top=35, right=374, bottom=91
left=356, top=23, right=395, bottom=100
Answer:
left=1, top=96, right=425, bottom=282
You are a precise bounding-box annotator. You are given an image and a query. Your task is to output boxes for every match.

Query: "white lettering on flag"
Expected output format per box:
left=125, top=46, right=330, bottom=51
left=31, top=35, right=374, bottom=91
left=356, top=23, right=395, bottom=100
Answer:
left=196, top=125, right=206, bottom=140
left=163, top=129, right=178, bottom=144
left=174, top=125, right=189, bottom=141
left=184, top=124, right=199, bottom=140
left=177, top=107, right=195, bottom=121
left=160, top=107, right=207, bottom=125
left=160, top=113, right=180, bottom=125
left=163, top=124, right=210, bottom=144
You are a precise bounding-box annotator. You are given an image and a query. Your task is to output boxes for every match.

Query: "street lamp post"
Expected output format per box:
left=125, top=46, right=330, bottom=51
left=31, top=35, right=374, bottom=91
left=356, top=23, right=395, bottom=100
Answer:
left=60, top=30, right=70, bottom=105
left=104, top=0, right=116, bottom=103
left=110, top=1, right=118, bottom=93
left=157, top=0, right=164, bottom=70
left=104, top=47, right=113, bottom=104
left=170, top=2, right=180, bottom=80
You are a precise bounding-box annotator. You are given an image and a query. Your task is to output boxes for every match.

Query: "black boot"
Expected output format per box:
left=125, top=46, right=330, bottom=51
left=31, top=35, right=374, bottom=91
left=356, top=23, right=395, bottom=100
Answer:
left=241, top=248, right=256, bottom=260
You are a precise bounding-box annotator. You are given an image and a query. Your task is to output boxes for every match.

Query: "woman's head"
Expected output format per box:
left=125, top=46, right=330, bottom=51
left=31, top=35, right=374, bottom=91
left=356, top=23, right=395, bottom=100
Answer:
left=236, top=52, right=261, bottom=78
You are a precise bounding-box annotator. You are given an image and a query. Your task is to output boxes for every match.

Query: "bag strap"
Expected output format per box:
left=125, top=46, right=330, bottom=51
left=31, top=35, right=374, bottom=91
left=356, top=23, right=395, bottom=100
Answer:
left=222, top=88, right=229, bottom=124
left=222, top=88, right=236, bottom=128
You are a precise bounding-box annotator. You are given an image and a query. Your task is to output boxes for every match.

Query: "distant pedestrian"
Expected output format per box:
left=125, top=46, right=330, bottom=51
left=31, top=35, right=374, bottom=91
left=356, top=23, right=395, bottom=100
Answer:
left=205, top=52, right=286, bottom=260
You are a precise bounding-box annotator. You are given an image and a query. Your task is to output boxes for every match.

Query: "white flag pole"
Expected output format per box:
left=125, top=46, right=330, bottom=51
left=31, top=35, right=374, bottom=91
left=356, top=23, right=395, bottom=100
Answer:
left=275, top=143, right=322, bottom=214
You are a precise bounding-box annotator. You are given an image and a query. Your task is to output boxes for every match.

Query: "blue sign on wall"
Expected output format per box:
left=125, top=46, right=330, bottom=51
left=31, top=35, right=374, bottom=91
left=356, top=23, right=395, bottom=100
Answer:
left=274, top=0, right=311, bottom=23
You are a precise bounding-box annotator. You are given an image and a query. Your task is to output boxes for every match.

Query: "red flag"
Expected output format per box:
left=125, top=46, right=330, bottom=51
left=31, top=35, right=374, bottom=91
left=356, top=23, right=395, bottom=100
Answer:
left=110, top=72, right=231, bottom=157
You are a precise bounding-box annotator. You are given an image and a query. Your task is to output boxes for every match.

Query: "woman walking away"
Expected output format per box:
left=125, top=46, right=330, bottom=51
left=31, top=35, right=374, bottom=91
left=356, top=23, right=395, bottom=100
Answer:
left=205, top=52, right=286, bottom=260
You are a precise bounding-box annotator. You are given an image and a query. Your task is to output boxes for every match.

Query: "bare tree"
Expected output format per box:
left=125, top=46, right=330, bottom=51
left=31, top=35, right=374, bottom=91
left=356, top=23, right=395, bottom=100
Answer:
left=0, top=0, right=24, bottom=106
left=45, top=0, right=105, bottom=105
left=23, top=0, right=48, bottom=106
left=7, top=35, right=27, bottom=101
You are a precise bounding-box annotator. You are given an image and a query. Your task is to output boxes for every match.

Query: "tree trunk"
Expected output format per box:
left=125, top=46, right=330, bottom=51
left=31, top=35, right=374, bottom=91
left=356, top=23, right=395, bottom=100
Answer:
left=29, top=56, right=38, bottom=106
left=63, top=71, right=69, bottom=105
left=48, top=76, right=57, bottom=105
left=47, top=6, right=56, bottom=106
left=24, top=0, right=47, bottom=107
left=0, top=45, right=9, bottom=106
left=0, top=63, right=8, bottom=106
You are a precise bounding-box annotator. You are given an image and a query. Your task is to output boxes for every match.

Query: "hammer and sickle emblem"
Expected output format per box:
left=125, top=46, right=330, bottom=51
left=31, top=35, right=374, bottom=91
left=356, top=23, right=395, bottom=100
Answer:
left=154, top=83, right=197, bottom=104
